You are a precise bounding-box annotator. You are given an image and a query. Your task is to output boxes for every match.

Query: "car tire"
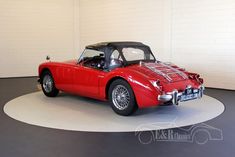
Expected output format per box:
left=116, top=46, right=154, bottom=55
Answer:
left=108, top=79, right=138, bottom=116
left=41, top=70, right=59, bottom=97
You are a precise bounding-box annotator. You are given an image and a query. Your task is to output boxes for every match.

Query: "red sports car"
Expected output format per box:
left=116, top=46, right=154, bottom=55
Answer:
left=38, top=42, right=204, bottom=116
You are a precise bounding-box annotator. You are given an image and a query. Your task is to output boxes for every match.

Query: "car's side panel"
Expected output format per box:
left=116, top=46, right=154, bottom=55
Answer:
left=54, top=64, right=75, bottom=93
left=39, top=62, right=59, bottom=88
left=39, top=62, right=106, bottom=100
left=73, top=64, right=106, bottom=99
left=39, top=62, right=75, bottom=93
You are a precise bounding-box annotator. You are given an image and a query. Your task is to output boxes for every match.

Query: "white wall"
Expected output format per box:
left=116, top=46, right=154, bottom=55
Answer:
left=0, top=0, right=79, bottom=77
left=1, top=0, right=235, bottom=90
left=79, top=0, right=171, bottom=61
left=171, top=0, right=235, bottom=89
left=79, top=0, right=235, bottom=90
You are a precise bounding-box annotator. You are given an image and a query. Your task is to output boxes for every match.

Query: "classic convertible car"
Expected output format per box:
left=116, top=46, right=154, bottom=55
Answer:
left=38, top=42, right=204, bottom=116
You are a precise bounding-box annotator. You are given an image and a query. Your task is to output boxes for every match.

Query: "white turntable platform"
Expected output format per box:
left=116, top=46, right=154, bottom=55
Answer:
left=4, top=92, right=224, bottom=132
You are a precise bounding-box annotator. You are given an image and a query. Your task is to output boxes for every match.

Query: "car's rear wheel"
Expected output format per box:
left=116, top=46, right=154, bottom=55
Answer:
left=108, top=79, right=138, bottom=116
left=41, top=70, right=59, bottom=97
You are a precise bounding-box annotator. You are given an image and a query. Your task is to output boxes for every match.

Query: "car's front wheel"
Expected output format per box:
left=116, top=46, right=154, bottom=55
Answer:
left=108, top=79, right=138, bottom=116
left=41, top=70, right=59, bottom=97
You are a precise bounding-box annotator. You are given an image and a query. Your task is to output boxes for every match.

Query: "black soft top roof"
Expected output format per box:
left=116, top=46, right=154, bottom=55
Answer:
left=83, top=41, right=156, bottom=69
left=85, top=41, right=149, bottom=51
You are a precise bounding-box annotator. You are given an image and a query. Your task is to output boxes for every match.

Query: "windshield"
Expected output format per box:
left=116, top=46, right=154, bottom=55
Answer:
left=122, top=47, right=155, bottom=62
left=78, top=49, right=104, bottom=63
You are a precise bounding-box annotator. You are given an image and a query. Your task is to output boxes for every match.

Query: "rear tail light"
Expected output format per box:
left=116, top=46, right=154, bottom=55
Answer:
left=151, top=80, right=163, bottom=91
left=188, top=73, right=203, bottom=84
left=198, top=78, right=204, bottom=84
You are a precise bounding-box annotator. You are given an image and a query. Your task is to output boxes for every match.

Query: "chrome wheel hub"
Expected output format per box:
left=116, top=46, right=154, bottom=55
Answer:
left=112, top=85, right=130, bottom=110
left=42, top=75, right=53, bottom=93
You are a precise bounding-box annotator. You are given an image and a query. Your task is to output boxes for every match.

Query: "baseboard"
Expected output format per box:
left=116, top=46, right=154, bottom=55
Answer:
left=0, top=76, right=37, bottom=79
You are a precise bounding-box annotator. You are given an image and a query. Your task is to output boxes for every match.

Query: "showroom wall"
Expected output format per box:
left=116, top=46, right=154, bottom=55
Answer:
left=79, top=0, right=172, bottom=62
left=0, top=0, right=79, bottom=77
left=79, top=0, right=235, bottom=90
left=1, top=0, right=235, bottom=89
left=171, top=0, right=235, bottom=89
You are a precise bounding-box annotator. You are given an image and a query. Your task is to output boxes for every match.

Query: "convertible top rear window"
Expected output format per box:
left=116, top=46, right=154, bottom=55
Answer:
left=122, top=47, right=154, bottom=62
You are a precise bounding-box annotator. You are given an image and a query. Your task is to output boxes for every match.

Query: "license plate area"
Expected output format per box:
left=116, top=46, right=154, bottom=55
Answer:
left=180, top=93, right=198, bottom=102
left=180, top=88, right=199, bottom=102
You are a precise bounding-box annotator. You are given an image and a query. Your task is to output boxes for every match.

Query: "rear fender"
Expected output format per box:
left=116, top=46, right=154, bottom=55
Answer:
left=102, top=69, right=161, bottom=108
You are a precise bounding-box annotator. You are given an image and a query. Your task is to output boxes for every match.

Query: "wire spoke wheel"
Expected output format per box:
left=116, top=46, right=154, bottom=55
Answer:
left=42, top=75, right=53, bottom=93
left=109, top=79, right=137, bottom=116
left=41, top=71, right=59, bottom=97
left=112, top=85, right=130, bottom=110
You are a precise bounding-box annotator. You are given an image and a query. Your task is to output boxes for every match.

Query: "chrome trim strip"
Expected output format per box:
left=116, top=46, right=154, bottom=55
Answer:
left=143, top=62, right=188, bottom=82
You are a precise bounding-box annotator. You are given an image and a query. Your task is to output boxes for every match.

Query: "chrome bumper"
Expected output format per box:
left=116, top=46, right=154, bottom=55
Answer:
left=158, top=85, right=205, bottom=105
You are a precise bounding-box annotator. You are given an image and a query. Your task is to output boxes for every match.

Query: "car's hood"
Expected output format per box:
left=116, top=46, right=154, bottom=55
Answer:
left=127, top=62, right=189, bottom=83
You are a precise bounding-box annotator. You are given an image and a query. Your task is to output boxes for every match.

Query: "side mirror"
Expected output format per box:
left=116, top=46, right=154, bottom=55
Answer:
left=46, top=55, right=50, bottom=61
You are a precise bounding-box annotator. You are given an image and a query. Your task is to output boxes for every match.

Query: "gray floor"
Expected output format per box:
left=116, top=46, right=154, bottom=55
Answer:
left=0, top=77, right=234, bottom=157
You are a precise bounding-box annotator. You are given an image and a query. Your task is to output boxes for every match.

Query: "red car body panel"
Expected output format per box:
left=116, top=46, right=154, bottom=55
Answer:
left=39, top=59, right=203, bottom=108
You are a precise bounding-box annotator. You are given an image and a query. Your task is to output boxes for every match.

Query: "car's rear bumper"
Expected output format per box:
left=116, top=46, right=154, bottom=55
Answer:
left=158, top=85, right=205, bottom=105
